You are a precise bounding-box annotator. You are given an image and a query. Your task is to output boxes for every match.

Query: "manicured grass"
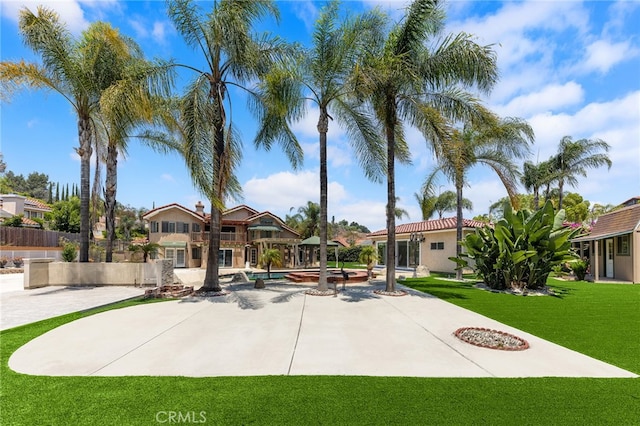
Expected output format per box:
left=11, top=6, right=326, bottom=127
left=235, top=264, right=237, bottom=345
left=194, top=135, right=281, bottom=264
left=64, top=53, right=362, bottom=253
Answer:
left=1, top=282, right=639, bottom=425
left=402, top=277, right=640, bottom=374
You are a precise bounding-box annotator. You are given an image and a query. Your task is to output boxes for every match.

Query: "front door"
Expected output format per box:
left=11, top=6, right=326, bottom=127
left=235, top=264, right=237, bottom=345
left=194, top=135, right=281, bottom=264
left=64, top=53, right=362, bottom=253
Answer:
left=605, top=239, right=614, bottom=278
left=165, top=248, right=186, bottom=268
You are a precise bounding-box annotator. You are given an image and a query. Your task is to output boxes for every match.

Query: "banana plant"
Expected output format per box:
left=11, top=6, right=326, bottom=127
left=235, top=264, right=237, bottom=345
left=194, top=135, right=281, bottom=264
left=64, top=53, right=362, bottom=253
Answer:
left=452, top=200, right=583, bottom=290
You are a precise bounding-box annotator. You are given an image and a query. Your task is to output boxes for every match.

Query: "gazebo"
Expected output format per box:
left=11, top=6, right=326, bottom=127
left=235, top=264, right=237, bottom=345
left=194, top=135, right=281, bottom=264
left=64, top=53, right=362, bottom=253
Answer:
left=297, top=236, right=340, bottom=268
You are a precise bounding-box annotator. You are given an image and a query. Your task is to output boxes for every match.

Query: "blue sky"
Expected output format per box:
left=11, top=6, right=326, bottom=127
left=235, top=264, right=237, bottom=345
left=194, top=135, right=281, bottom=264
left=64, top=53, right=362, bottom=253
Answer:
left=1, top=0, right=639, bottom=233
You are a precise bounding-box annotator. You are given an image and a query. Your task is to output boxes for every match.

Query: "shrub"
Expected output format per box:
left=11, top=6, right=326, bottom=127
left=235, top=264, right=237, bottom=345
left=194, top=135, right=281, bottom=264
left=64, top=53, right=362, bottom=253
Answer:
left=0, top=257, right=8, bottom=268
left=12, top=257, right=23, bottom=268
left=570, top=259, right=589, bottom=281
left=452, top=201, right=582, bottom=290
left=61, top=241, right=78, bottom=262
left=328, top=245, right=363, bottom=262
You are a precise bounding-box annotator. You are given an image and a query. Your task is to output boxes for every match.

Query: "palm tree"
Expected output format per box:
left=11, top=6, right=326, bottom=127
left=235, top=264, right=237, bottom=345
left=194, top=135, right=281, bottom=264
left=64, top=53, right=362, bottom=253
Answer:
left=521, top=159, right=555, bottom=210
left=355, top=0, right=498, bottom=292
left=95, top=34, right=173, bottom=262
left=433, top=190, right=472, bottom=219
left=272, top=1, right=385, bottom=293
left=1, top=7, right=138, bottom=262
left=259, top=248, right=282, bottom=279
left=297, top=201, right=320, bottom=240
left=423, top=116, right=533, bottom=279
left=553, top=136, right=612, bottom=209
left=166, top=0, right=301, bottom=292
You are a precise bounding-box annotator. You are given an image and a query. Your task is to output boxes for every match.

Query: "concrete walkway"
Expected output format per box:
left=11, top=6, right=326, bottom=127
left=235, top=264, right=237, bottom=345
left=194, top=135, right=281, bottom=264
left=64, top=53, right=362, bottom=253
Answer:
left=7, top=278, right=637, bottom=378
left=0, top=273, right=143, bottom=331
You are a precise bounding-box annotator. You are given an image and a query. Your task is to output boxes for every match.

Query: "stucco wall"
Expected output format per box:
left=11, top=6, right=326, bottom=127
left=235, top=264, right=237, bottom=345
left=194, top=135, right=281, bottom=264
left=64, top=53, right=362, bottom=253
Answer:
left=24, top=259, right=173, bottom=288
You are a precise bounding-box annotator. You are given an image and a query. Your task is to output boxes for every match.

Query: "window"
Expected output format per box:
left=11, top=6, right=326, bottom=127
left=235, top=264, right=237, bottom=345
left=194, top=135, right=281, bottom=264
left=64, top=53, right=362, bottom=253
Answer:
left=161, top=221, right=176, bottom=233
left=192, top=223, right=201, bottom=233
left=430, top=242, right=444, bottom=250
left=617, top=234, right=630, bottom=256
left=377, top=243, right=386, bottom=266
left=177, top=222, right=189, bottom=233
left=397, top=241, right=408, bottom=267
left=150, top=221, right=159, bottom=233
left=192, top=247, right=201, bottom=260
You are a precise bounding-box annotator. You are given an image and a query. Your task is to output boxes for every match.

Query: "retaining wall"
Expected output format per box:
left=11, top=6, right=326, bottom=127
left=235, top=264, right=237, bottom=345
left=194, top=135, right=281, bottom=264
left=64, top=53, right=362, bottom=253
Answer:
left=23, top=258, right=174, bottom=289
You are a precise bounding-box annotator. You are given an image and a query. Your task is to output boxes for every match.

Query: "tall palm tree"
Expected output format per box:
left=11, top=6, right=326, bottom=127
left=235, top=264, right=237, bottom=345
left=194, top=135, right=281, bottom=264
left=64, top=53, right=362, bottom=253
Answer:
left=433, top=190, right=472, bottom=219
left=297, top=201, right=320, bottom=240
left=520, top=160, right=556, bottom=210
left=268, top=1, right=385, bottom=293
left=98, top=57, right=174, bottom=262
left=553, top=136, right=612, bottom=209
left=166, top=0, right=301, bottom=292
left=355, top=0, right=498, bottom=292
left=1, top=7, right=137, bottom=261
left=429, top=117, right=533, bottom=279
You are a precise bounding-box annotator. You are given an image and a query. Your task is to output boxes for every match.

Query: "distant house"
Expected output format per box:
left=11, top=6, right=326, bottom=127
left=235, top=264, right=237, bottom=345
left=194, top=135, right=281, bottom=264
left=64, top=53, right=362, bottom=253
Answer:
left=573, top=202, right=640, bottom=283
left=0, top=194, right=51, bottom=227
left=368, top=217, right=487, bottom=273
left=143, top=203, right=300, bottom=268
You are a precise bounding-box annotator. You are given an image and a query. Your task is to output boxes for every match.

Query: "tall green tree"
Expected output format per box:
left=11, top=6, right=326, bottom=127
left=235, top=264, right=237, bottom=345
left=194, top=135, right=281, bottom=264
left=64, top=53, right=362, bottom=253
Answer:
left=296, top=201, right=320, bottom=240
left=553, top=136, right=612, bottom=209
left=423, top=117, right=533, bottom=279
left=166, top=0, right=301, bottom=292
left=1, top=7, right=140, bottom=261
left=280, top=2, right=385, bottom=292
left=96, top=39, right=173, bottom=262
left=521, top=159, right=555, bottom=210
left=355, top=0, right=498, bottom=291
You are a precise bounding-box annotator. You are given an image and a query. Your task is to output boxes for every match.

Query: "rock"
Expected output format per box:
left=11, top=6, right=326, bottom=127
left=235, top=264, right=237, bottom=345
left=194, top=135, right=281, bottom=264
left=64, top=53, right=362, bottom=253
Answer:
left=254, top=278, right=265, bottom=289
left=416, top=265, right=430, bottom=277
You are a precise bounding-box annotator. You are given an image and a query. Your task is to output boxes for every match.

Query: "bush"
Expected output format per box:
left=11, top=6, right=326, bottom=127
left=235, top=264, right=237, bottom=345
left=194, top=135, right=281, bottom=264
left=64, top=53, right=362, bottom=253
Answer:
left=570, top=259, right=589, bottom=281
left=327, top=246, right=363, bottom=263
left=452, top=201, right=582, bottom=290
left=0, top=257, right=8, bottom=268
left=61, top=241, right=78, bottom=262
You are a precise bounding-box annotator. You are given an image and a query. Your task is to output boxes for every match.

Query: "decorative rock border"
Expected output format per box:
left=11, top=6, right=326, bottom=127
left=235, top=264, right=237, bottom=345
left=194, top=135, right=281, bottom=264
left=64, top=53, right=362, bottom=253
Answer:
left=373, top=289, right=408, bottom=297
left=305, top=289, right=339, bottom=296
left=454, top=327, right=529, bottom=351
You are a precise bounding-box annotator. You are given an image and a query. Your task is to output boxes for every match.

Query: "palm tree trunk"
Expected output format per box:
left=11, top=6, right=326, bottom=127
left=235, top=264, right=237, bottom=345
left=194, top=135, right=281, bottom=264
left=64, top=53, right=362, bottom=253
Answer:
left=558, top=179, right=564, bottom=210
left=317, top=110, right=329, bottom=292
left=455, top=182, right=463, bottom=281
left=385, top=121, right=396, bottom=292
left=104, top=143, right=118, bottom=262
left=78, top=114, right=92, bottom=262
left=203, top=204, right=222, bottom=291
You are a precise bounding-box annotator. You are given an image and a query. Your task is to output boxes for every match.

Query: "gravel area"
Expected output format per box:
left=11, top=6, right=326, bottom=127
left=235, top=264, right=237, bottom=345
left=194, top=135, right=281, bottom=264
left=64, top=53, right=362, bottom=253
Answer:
left=454, top=327, right=530, bottom=351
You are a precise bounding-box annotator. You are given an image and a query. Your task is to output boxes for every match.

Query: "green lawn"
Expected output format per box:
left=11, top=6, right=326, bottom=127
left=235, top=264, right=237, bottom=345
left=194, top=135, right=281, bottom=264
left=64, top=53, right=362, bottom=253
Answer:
left=1, top=279, right=639, bottom=425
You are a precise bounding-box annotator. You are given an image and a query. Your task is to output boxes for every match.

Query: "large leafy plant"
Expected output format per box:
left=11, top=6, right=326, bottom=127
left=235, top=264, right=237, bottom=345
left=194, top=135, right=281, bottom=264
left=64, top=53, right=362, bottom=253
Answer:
left=452, top=201, right=582, bottom=290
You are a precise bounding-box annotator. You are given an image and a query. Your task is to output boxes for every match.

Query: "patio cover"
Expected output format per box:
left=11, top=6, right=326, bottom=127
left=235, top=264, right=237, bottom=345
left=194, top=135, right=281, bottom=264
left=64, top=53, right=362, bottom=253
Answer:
left=298, top=236, right=340, bottom=267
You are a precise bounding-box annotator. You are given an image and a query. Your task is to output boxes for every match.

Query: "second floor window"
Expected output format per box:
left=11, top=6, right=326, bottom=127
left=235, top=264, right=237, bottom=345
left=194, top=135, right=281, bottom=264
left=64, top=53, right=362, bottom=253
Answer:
left=161, top=221, right=175, bottom=233
left=192, top=223, right=201, bottom=233
left=150, top=221, right=159, bottom=233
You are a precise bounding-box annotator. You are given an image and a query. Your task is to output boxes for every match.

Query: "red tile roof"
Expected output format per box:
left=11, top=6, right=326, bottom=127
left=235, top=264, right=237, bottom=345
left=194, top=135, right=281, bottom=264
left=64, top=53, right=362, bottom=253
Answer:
left=25, top=198, right=51, bottom=211
left=368, top=217, right=487, bottom=237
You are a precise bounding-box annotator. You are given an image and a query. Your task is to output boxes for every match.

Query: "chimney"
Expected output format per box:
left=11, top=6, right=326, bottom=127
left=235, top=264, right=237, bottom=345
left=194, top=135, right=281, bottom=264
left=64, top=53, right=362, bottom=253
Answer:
left=195, top=201, right=205, bottom=215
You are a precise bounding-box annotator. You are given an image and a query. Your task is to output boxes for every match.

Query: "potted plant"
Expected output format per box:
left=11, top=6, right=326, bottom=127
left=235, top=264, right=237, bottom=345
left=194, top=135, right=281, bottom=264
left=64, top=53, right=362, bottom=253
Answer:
left=12, top=257, right=23, bottom=268
left=0, top=257, right=8, bottom=268
left=358, top=246, right=379, bottom=279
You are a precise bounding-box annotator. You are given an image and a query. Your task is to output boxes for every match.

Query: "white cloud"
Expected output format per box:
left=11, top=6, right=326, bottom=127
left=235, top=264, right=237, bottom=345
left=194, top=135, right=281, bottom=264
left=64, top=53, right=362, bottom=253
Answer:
left=151, top=21, right=166, bottom=44
left=495, top=82, right=584, bottom=117
left=1, top=0, right=120, bottom=34
left=161, top=173, right=175, bottom=183
left=582, top=40, right=636, bottom=74
left=243, top=170, right=347, bottom=214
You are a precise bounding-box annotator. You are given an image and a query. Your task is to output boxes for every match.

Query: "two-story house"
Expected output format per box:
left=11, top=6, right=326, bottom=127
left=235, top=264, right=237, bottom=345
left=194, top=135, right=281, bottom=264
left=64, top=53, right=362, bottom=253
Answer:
left=143, top=202, right=301, bottom=269
left=0, top=194, right=52, bottom=227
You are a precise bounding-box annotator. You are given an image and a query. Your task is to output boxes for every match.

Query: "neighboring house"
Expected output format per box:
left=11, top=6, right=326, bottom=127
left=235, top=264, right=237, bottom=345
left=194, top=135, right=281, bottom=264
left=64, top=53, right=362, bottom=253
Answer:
left=143, top=203, right=301, bottom=269
left=0, top=194, right=51, bottom=227
left=368, top=217, right=486, bottom=273
left=573, top=202, right=640, bottom=283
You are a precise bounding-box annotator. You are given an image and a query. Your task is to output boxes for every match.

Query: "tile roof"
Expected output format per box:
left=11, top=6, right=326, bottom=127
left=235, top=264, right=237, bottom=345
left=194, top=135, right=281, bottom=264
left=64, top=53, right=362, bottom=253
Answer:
left=575, top=203, right=640, bottom=240
left=25, top=198, right=51, bottom=211
left=368, top=217, right=488, bottom=237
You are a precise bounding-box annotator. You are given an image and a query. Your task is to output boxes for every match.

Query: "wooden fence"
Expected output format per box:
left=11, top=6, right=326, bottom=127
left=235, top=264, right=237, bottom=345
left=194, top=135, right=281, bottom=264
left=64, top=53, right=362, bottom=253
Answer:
left=0, top=227, right=81, bottom=248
